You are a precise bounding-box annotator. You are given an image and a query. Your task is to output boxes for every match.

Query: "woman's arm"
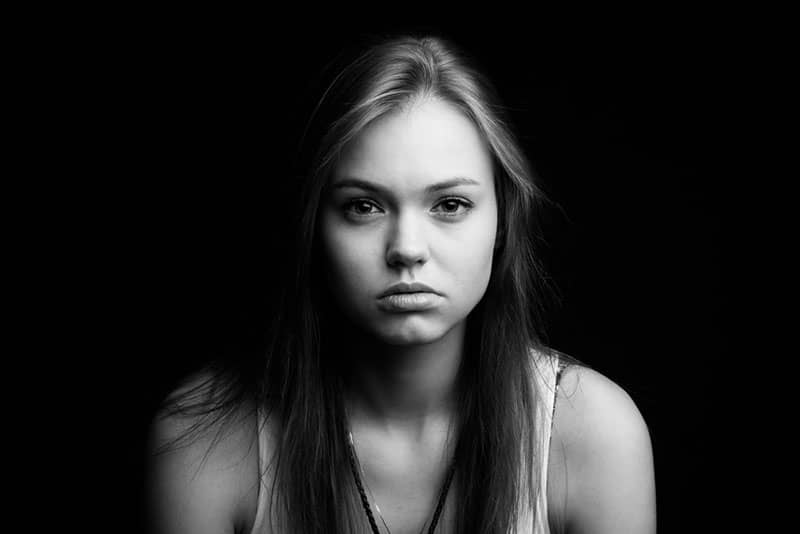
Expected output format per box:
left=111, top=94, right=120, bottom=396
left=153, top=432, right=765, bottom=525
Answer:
left=145, top=386, right=259, bottom=534
left=552, top=365, right=656, bottom=534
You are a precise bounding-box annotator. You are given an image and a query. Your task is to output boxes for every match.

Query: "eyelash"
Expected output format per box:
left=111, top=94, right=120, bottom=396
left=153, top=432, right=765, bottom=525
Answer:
left=342, top=197, right=474, bottom=219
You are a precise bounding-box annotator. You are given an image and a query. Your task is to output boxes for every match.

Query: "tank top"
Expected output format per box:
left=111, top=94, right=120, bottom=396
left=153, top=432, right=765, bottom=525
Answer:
left=249, top=349, right=566, bottom=534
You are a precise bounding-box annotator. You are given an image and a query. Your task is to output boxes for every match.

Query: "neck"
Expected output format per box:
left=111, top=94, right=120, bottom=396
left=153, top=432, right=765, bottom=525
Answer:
left=341, top=320, right=465, bottom=439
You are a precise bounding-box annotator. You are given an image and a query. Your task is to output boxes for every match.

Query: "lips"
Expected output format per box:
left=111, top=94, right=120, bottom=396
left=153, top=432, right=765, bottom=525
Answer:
left=377, top=292, right=441, bottom=312
left=378, top=281, right=440, bottom=298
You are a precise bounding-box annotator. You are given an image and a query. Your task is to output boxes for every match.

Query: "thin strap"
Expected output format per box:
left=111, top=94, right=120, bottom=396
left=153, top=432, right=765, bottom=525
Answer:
left=552, top=357, right=569, bottom=421
left=528, top=350, right=564, bottom=534
left=555, top=358, right=568, bottom=389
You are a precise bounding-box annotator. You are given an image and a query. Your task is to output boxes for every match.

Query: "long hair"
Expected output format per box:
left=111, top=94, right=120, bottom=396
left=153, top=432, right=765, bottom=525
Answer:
left=154, top=33, right=577, bottom=533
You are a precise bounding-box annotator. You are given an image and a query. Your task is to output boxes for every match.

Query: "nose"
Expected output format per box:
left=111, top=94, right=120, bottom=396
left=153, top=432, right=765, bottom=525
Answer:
left=385, top=210, right=430, bottom=269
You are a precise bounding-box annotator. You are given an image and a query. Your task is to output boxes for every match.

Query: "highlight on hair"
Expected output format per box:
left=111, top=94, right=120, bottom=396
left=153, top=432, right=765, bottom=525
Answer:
left=150, top=33, right=578, bottom=533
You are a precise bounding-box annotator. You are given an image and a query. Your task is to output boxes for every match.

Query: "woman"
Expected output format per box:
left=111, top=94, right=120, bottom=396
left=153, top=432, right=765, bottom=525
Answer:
left=146, top=34, right=656, bottom=533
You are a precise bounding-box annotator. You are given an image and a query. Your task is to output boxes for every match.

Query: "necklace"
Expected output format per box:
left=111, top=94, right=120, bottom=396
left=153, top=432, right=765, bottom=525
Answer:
left=345, top=418, right=456, bottom=534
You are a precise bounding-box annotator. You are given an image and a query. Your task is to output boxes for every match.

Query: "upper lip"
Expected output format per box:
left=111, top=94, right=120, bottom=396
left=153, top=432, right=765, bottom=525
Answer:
left=379, top=282, right=440, bottom=298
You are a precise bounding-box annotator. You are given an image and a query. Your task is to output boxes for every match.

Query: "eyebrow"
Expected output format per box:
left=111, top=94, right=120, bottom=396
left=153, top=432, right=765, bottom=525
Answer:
left=330, top=176, right=482, bottom=195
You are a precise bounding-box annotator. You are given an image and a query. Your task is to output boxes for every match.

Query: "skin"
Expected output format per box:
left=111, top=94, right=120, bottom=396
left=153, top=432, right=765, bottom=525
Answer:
left=146, top=95, right=656, bottom=534
left=548, top=366, right=657, bottom=533
left=317, top=96, right=499, bottom=532
left=319, top=96, right=497, bottom=438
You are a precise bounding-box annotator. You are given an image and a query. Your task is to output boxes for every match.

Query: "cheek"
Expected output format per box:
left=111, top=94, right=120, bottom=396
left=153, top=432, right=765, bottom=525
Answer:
left=447, top=213, right=497, bottom=288
left=321, top=219, right=376, bottom=294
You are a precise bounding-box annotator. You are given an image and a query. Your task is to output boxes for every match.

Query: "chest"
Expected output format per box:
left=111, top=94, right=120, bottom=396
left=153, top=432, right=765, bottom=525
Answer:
left=347, top=423, right=458, bottom=534
left=347, top=433, right=561, bottom=534
left=351, top=463, right=459, bottom=534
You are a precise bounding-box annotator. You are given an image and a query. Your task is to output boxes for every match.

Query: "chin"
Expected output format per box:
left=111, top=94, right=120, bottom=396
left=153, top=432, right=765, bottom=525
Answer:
left=371, top=318, right=450, bottom=346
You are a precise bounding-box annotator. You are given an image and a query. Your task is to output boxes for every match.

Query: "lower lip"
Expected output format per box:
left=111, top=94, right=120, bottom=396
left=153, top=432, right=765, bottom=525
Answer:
left=377, top=292, right=442, bottom=312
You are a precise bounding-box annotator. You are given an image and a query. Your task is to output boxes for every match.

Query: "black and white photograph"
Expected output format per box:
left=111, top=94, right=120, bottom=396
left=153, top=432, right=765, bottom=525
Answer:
left=81, top=12, right=739, bottom=533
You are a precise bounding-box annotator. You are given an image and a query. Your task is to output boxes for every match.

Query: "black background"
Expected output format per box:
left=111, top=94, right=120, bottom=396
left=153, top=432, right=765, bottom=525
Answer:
left=78, top=10, right=741, bottom=533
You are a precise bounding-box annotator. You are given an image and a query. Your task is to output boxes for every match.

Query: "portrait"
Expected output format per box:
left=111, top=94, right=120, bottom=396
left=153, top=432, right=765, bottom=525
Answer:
left=115, top=16, right=727, bottom=534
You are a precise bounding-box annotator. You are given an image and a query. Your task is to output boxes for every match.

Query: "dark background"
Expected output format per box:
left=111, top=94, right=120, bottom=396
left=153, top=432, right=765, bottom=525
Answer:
left=84, top=11, right=739, bottom=533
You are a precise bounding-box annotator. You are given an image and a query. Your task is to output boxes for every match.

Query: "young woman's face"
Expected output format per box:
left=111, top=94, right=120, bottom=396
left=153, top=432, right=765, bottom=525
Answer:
left=319, top=97, right=498, bottom=345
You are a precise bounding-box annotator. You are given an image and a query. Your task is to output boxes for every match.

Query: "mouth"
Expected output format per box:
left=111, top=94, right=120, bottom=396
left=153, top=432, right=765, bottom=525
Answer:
left=376, top=291, right=442, bottom=312
left=378, top=281, right=440, bottom=298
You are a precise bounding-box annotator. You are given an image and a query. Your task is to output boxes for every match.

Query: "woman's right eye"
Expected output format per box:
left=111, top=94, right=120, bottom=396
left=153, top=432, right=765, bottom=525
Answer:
left=343, top=199, right=381, bottom=218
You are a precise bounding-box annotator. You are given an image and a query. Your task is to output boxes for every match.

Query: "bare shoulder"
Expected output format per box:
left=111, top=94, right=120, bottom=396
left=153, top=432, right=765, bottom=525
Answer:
left=145, top=370, right=261, bottom=534
left=553, top=365, right=651, bottom=449
left=549, top=365, right=656, bottom=533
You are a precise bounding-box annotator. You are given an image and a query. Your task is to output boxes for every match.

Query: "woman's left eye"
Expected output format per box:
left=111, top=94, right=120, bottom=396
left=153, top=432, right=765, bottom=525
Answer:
left=433, top=198, right=473, bottom=217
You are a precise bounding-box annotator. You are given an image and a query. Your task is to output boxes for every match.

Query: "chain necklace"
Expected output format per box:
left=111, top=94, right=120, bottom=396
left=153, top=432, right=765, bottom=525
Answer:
left=344, top=410, right=456, bottom=534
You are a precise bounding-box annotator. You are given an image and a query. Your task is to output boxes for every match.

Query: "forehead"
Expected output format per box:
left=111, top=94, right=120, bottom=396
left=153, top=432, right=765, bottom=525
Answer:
left=332, top=97, right=493, bottom=192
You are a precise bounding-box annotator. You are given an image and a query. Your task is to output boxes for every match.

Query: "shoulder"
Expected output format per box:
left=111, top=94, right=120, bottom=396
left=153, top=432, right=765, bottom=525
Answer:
left=145, top=369, right=262, bottom=534
left=549, top=364, right=656, bottom=533
left=553, top=365, right=650, bottom=451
